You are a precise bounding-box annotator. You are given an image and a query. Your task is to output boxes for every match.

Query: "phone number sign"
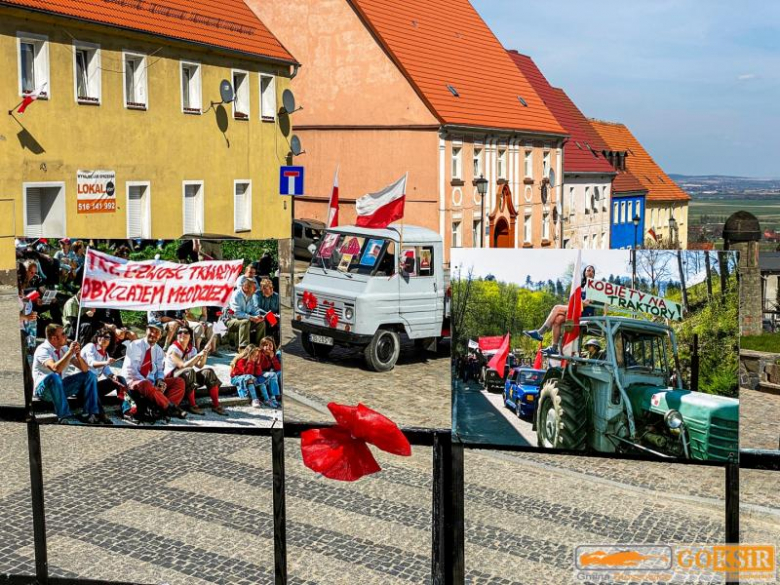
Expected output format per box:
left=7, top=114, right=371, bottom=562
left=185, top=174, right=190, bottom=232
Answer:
left=77, top=170, right=116, bottom=214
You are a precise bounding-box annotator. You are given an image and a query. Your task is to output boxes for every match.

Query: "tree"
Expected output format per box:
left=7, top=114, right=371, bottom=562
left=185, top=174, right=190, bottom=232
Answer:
left=637, top=249, right=673, bottom=294
left=677, top=250, right=689, bottom=312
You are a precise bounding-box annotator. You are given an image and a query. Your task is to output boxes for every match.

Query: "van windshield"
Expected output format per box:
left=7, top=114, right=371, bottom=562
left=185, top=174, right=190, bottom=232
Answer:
left=312, top=233, right=396, bottom=276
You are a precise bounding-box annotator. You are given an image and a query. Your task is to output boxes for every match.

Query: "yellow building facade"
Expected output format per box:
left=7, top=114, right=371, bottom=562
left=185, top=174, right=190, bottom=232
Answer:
left=0, top=6, right=297, bottom=274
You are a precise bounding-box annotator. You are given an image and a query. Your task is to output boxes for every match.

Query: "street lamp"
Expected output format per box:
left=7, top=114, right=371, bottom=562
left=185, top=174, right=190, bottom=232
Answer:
left=669, top=217, right=678, bottom=248
left=632, top=213, right=640, bottom=289
left=475, top=174, right=488, bottom=247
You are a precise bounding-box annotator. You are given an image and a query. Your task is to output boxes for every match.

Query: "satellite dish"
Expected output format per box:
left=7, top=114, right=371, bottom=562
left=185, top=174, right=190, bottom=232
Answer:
left=219, top=80, right=235, bottom=104
left=548, top=169, right=556, bottom=189
left=290, top=135, right=303, bottom=156
left=540, top=182, right=548, bottom=204
left=281, top=89, right=296, bottom=114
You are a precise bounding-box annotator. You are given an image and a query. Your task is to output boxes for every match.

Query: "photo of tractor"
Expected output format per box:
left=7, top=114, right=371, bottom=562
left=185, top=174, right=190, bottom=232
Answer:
left=537, top=315, right=738, bottom=461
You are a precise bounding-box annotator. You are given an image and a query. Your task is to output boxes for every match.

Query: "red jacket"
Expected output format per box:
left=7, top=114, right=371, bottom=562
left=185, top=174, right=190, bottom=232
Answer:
left=253, top=353, right=281, bottom=374
left=231, top=358, right=254, bottom=378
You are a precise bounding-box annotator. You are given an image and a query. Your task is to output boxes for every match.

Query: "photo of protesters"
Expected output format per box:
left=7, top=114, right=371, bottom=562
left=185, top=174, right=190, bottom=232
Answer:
left=16, top=238, right=283, bottom=428
left=451, top=248, right=739, bottom=463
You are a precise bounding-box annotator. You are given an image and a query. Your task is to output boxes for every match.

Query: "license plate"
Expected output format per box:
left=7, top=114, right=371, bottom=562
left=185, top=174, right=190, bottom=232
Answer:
left=310, top=334, right=334, bottom=346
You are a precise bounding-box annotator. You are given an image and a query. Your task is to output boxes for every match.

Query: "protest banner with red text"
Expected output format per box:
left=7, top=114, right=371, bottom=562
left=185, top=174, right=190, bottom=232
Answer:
left=81, top=249, right=244, bottom=311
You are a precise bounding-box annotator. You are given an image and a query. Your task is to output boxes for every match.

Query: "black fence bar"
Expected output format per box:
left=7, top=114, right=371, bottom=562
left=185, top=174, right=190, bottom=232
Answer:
left=450, top=441, right=465, bottom=585
left=725, top=458, right=740, bottom=585
left=271, top=427, right=287, bottom=585
left=26, top=419, right=48, bottom=585
left=431, top=431, right=448, bottom=584
left=0, top=577, right=144, bottom=585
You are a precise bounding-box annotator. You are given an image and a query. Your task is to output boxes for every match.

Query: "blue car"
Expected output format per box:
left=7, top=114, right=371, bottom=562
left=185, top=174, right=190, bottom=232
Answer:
left=503, top=367, right=546, bottom=419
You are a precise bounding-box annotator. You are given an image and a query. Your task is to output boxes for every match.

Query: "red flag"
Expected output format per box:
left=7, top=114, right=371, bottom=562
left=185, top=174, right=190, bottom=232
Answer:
left=16, top=83, right=47, bottom=114
left=301, top=403, right=411, bottom=481
left=647, top=228, right=658, bottom=242
left=533, top=343, right=543, bottom=369
left=265, top=311, right=278, bottom=327
left=327, top=166, right=339, bottom=228
left=355, top=174, right=407, bottom=229
left=561, top=251, right=583, bottom=362
left=478, top=336, right=504, bottom=352
left=487, top=333, right=510, bottom=375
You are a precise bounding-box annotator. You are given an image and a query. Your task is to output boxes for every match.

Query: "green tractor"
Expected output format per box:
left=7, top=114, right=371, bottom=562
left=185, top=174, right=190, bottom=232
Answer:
left=535, top=315, right=738, bottom=462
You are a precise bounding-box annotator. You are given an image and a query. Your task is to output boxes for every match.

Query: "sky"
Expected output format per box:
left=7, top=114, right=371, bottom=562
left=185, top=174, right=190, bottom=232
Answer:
left=451, top=249, right=712, bottom=288
left=472, top=0, right=780, bottom=178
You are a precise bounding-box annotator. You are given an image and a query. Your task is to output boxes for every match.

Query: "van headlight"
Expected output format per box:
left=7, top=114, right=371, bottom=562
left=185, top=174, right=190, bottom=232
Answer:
left=344, top=307, right=354, bottom=321
left=296, top=298, right=304, bottom=311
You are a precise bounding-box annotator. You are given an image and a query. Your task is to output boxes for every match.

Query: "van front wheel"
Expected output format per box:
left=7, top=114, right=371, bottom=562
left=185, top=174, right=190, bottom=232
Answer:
left=364, top=329, right=400, bottom=372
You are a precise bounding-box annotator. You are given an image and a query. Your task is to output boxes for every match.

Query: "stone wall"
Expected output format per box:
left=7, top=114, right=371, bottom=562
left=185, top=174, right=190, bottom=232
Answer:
left=740, top=349, right=780, bottom=392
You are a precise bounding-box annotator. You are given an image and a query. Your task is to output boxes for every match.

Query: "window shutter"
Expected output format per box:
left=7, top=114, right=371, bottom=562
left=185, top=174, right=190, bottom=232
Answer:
left=128, top=185, right=144, bottom=238
left=184, top=185, right=197, bottom=235
left=25, top=187, right=42, bottom=237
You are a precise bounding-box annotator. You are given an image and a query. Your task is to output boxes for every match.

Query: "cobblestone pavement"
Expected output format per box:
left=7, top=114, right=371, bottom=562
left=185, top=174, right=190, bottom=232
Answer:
left=2, top=290, right=780, bottom=584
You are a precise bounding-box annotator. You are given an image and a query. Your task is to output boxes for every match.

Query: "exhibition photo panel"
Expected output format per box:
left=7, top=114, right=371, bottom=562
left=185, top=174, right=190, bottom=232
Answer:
left=13, top=238, right=283, bottom=428
left=451, top=248, right=739, bottom=464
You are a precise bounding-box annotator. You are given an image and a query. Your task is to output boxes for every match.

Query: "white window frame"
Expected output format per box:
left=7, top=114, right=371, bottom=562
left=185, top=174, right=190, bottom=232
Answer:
left=497, top=148, right=507, bottom=179
left=126, top=181, right=151, bottom=239
left=525, top=186, right=533, bottom=203
left=620, top=201, right=627, bottom=224
left=584, top=186, right=591, bottom=214
left=613, top=202, right=619, bottom=224
left=182, top=181, right=205, bottom=235
left=22, top=181, right=66, bottom=238
left=524, top=214, right=532, bottom=243
left=231, top=69, right=250, bottom=120
left=180, top=60, right=202, bottom=114
left=627, top=200, right=634, bottom=223
left=451, top=220, right=462, bottom=248
left=542, top=212, right=550, bottom=241
left=524, top=150, right=533, bottom=178
left=543, top=150, right=551, bottom=178
left=17, top=32, right=50, bottom=98
left=72, top=40, right=101, bottom=105
left=451, top=145, right=462, bottom=180
left=569, top=186, right=575, bottom=217
left=473, top=146, right=483, bottom=178
left=122, top=50, right=148, bottom=110
left=472, top=218, right=482, bottom=247
left=259, top=74, right=276, bottom=121
left=234, top=179, right=252, bottom=232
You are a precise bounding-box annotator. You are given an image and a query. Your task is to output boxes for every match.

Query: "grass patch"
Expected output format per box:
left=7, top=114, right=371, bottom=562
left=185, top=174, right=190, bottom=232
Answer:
left=741, top=333, right=780, bottom=353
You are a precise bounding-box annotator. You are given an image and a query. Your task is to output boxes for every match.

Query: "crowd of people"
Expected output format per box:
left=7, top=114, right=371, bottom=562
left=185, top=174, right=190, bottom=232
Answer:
left=17, top=238, right=283, bottom=425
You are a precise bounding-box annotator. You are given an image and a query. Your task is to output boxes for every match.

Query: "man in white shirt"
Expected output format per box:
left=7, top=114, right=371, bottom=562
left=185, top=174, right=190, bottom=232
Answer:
left=32, top=323, right=108, bottom=424
left=226, top=279, right=265, bottom=350
left=121, top=322, right=187, bottom=419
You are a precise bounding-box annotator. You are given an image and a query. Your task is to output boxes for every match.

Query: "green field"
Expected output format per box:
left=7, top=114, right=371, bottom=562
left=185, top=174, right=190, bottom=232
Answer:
left=689, top=199, right=780, bottom=228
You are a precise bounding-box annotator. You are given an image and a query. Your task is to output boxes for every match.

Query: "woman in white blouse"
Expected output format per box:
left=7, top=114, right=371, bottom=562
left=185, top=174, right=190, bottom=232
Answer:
left=81, top=328, right=128, bottom=398
left=164, top=326, right=226, bottom=416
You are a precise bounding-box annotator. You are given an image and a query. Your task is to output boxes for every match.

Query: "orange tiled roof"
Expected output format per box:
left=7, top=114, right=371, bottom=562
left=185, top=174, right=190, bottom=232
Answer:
left=348, top=0, right=565, bottom=135
left=588, top=119, right=690, bottom=202
left=1, top=0, right=297, bottom=64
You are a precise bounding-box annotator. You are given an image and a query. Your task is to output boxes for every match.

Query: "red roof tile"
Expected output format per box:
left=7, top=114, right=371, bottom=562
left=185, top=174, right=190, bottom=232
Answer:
left=508, top=52, right=613, bottom=175
left=347, top=0, right=565, bottom=134
left=2, top=0, right=296, bottom=64
left=588, top=119, right=690, bottom=202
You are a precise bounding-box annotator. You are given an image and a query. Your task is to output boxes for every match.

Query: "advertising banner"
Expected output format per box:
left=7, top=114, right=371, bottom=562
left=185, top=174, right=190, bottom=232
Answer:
left=77, top=170, right=117, bottom=214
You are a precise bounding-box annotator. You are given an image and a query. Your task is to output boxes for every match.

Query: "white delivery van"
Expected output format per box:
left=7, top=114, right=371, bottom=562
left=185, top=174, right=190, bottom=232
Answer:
left=291, top=224, right=450, bottom=371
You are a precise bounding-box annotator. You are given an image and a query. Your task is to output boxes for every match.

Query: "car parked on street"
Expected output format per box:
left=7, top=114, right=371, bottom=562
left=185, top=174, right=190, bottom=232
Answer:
left=504, top=367, right=546, bottom=419
left=293, top=218, right=325, bottom=260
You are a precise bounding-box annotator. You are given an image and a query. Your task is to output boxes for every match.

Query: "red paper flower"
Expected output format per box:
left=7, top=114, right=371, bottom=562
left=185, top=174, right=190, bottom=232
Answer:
left=324, top=307, right=339, bottom=328
left=301, top=403, right=412, bottom=481
left=302, top=291, right=318, bottom=310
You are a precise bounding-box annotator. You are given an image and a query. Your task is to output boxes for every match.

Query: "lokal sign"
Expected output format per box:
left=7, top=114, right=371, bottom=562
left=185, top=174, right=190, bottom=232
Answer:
left=77, top=170, right=116, bottom=214
left=585, top=279, right=683, bottom=321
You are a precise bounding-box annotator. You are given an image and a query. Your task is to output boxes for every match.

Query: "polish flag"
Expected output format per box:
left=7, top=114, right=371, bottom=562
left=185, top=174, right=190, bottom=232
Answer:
left=16, top=83, right=47, bottom=114
left=355, top=174, right=407, bottom=229
left=487, top=333, right=510, bottom=376
left=647, top=228, right=658, bottom=243
left=561, top=251, right=583, bottom=362
left=327, top=166, right=339, bottom=228
left=533, top=343, right=543, bottom=369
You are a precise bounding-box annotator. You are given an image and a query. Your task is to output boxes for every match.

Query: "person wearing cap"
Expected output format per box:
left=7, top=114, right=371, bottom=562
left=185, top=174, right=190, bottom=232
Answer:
left=582, top=338, right=604, bottom=360
left=54, top=238, right=77, bottom=281
left=32, top=323, right=109, bottom=424
left=121, top=322, right=187, bottom=420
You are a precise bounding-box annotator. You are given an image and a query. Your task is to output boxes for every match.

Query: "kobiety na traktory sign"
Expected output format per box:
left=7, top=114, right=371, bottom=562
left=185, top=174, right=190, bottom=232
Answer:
left=584, top=278, right=683, bottom=321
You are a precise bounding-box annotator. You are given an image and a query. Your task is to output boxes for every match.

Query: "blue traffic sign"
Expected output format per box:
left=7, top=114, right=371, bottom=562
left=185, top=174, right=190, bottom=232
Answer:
left=279, top=166, right=304, bottom=196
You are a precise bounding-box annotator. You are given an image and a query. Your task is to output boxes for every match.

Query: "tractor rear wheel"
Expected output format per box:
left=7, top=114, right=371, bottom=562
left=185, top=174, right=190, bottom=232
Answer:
left=536, top=377, right=587, bottom=450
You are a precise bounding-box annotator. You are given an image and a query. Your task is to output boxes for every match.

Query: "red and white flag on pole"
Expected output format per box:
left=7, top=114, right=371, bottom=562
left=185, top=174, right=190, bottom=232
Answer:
left=355, top=174, right=407, bottom=229
left=561, top=250, right=583, bottom=362
left=327, top=166, right=339, bottom=228
left=16, top=83, right=47, bottom=114
left=487, top=333, right=510, bottom=375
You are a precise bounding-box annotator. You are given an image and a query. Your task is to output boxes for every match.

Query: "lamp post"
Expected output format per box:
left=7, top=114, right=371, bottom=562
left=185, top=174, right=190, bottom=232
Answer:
left=632, top=213, right=640, bottom=288
left=669, top=217, right=678, bottom=249
left=475, top=174, right=488, bottom=248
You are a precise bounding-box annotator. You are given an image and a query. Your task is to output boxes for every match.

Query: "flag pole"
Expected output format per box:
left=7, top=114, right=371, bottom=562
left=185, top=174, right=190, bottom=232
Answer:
left=73, top=246, right=91, bottom=344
